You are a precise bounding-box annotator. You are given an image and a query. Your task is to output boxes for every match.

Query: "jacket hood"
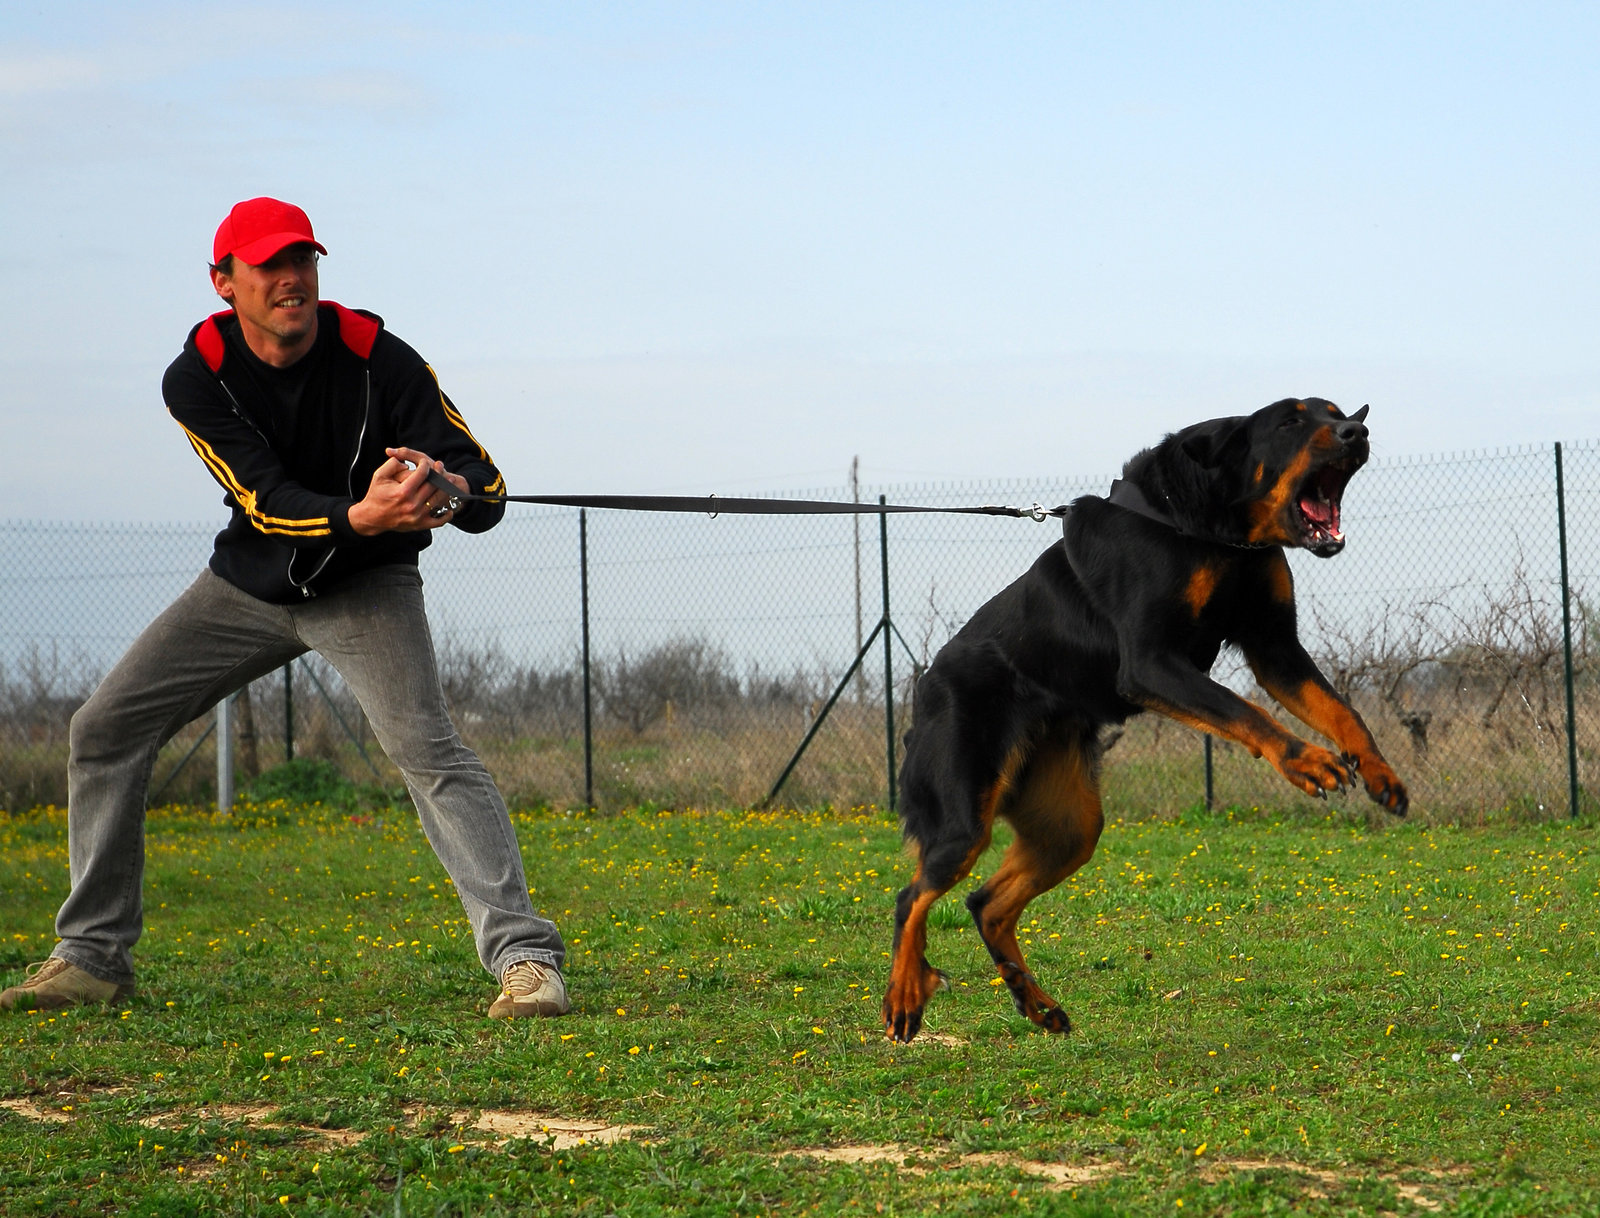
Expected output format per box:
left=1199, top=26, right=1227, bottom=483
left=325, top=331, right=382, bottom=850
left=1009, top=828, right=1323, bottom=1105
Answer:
left=185, top=302, right=384, bottom=373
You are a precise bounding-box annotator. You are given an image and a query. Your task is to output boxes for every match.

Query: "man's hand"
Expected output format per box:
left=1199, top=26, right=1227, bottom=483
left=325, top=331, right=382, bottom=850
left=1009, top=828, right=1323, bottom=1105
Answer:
left=348, top=447, right=470, bottom=536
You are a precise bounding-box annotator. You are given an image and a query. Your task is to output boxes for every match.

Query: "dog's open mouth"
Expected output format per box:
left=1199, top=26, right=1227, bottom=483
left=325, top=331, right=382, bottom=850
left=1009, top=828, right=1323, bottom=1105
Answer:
left=1296, top=460, right=1359, bottom=555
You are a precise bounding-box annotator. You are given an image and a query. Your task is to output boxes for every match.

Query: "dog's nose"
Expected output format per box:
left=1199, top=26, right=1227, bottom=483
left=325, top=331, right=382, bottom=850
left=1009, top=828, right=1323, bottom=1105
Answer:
left=1335, top=419, right=1368, bottom=444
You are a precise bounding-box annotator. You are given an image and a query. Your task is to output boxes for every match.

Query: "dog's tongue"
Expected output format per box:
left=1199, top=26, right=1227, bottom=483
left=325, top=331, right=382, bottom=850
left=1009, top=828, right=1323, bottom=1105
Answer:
left=1300, top=493, right=1334, bottom=526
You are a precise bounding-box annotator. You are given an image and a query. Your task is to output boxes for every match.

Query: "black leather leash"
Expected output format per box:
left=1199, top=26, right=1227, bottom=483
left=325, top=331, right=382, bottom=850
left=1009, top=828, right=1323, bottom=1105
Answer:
left=425, top=468, right=1068, bottom=522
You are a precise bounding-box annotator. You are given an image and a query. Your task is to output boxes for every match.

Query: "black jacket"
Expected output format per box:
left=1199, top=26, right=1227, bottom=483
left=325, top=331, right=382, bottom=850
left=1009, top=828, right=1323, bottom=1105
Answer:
left=162, top=302, right=507, bottom=602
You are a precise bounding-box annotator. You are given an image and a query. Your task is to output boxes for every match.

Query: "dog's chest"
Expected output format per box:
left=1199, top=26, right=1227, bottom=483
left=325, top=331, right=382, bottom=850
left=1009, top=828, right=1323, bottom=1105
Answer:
left=1175, top=555, right=1260, bottom=645
left=1178, top=556, right=1246, bottom=617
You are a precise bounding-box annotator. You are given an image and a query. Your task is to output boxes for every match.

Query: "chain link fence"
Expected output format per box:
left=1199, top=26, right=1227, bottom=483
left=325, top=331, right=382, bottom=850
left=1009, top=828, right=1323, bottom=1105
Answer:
left=2, top=441, right=1596, bottom=820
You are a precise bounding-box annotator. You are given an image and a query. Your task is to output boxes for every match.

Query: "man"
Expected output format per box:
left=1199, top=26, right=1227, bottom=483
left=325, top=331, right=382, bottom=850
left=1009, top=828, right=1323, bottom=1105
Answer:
left=1, top=197, right=567, bottom=1019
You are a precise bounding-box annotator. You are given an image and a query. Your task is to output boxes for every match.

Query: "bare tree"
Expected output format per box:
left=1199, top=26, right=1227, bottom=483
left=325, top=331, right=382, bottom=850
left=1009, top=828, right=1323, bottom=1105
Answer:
left=595, top=639, right=741, bottom=735
left=0, top=645, right=96, bottom=748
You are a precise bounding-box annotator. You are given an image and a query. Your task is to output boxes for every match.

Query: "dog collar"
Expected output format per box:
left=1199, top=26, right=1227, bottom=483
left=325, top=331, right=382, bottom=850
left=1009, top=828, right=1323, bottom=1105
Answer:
left=1106, top=479, right=1186, bottom=533
left=1100, top=478, right=1276, bottom=550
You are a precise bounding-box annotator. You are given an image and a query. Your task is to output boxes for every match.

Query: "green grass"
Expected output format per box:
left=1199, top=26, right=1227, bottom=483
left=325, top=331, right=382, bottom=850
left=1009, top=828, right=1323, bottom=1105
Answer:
left=2, top=798, right=1597, bottom=1215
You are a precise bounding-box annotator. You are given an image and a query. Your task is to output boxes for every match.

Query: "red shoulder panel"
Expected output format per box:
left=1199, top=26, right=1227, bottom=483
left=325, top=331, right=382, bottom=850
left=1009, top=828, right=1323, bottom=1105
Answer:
left=195, top=311, right=230, bottom=373
left=330, top=302, right=380, bottom=359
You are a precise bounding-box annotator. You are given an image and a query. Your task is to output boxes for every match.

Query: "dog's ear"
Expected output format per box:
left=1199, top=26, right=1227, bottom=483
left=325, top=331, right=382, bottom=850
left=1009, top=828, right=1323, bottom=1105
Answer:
left=1350, top=404, right=1370, bottom=422
left=1181, top=419, right=1250, bottom=470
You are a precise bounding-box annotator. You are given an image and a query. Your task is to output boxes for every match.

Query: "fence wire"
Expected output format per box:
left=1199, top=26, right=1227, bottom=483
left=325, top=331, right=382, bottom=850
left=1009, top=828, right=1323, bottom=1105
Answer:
left=1, top=441, right=1595, bottom=820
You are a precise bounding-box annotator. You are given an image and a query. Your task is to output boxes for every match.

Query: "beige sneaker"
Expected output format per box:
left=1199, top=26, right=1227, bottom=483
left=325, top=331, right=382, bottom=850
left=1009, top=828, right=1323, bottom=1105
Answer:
left=0, top=958, right=134, bottom=1011
left=488, top=960, right=570, bottom=1019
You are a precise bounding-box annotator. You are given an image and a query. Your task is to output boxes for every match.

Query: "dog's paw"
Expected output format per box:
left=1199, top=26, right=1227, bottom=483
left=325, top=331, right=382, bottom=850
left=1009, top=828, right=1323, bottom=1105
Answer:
left=996, top=961, right=1071, bottom=1032
left=1354, top=755, right=1409, bottom=816
left=1276, top=741, right=1355, bottom=797
left=883, top=1000, right=924, bottom=1043
left=1034, top=1005, right=1072, bottom=1035
left=883, top=957, right=945, bottom=1043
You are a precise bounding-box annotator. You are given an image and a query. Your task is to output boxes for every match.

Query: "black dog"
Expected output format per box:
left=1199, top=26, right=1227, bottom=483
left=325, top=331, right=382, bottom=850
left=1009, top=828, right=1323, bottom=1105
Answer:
left=883, top=398, right=1408, bottom=1043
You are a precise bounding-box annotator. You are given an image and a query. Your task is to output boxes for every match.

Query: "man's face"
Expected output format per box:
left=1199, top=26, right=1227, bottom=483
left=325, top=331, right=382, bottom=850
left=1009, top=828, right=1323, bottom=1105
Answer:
left=210, top=243, right=321, bottom=365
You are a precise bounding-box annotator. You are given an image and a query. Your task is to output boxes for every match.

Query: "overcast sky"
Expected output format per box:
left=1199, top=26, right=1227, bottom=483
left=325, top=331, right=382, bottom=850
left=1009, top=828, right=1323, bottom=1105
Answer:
left=4, top=2, right=1597, bottom=521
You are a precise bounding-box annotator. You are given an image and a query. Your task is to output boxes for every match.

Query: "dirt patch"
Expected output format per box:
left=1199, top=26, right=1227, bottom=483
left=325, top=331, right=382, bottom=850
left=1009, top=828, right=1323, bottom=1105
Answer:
left=960, top=1152, right=1116, bottom=1187
left=0, top=1098, right=71, bottom=1124
left=140, top=1104, right=280, bottom=1129
left=139, top=1104, right=369, bottom=1146
left=5, top=1094, right=646, bottom=1154
left=1206, top=1157, right=1464, bottom=1210
left=130, top=1102, right=650, bottom=1152
left=1395, top=1182, right=1444, bottom=1212
left=794, top=1145, right=909, bottom=1166
left=909, top=1032, right=969, bottom=1048
left=313, top=1126, right=370, bottom=1147
left=787, top=1144, right=1118, bottom=1189
left=1, top=1083, right=130, bottom=1124
left=449, top=1109, right=649, bottom=1150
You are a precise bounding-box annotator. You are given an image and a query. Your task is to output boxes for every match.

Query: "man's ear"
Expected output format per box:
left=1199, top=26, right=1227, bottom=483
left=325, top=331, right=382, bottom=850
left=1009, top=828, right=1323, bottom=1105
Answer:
left=1180, top=419, right=1250, bottom=469
left=209, top=265, right=235, bottom=304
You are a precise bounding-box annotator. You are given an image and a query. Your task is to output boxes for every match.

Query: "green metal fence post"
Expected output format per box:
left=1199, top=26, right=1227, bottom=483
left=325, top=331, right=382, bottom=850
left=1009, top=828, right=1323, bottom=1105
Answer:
left=880, top=494, right=896, bottom=812
left=580, top=508, right=594, bottom=811
left=764, top=620, right=887, bottom=807
left=1556, top=442, right=1580, bottom=818
left=283, top=662, right=294, bottom=762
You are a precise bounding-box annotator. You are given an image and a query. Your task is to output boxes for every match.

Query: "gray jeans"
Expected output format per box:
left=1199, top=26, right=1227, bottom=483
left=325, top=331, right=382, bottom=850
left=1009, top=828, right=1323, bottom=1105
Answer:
left=54, top=565, right=564, bottom=986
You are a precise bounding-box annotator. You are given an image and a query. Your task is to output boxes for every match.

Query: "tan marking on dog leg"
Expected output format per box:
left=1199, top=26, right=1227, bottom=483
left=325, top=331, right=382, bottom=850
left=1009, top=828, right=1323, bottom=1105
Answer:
left=885, top=740, right=1031, bottom=1041
left=971, top=740, right=1104, bottom=1032
left=884, top=885, right=948, bottom=1041
left=1262, top=677, right=1407, bottom=811
left=1264, top=550, right=1294, bottom=603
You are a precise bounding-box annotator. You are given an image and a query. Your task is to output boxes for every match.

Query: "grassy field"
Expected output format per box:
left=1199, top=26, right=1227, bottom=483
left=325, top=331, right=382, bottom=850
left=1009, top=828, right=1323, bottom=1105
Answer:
left=2, top=794, right=1597, bottom=1216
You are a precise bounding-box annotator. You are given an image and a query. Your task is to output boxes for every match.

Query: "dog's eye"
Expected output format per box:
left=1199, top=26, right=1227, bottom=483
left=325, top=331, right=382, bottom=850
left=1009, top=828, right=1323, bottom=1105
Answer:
left=1279, top=416, right=1303, bottom=430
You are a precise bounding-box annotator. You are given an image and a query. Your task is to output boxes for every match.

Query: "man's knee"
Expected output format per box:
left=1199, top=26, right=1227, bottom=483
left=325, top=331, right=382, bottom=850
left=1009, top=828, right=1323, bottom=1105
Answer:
left=68, top=692, right=126, bottom=765
left=399, top=735, right=485, bottom=781
left=69, top=680, right=168, bottom=769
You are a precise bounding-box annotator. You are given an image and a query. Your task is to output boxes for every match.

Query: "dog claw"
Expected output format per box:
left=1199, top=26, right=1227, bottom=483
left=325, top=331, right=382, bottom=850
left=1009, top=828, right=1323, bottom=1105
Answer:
left=1036, top=1006, right=1072, bottom=1035
left=883, top=1005, right=923, bottom=1043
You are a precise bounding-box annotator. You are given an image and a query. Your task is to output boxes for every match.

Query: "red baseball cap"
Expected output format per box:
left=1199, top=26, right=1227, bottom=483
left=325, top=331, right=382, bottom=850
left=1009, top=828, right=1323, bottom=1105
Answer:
left=213, top=197, right=328, bottom=266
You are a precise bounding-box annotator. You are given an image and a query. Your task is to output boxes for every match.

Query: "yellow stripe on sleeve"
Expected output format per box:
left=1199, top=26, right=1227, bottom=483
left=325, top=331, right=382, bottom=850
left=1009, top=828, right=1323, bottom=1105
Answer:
left=178, top=424, right=333, bottom=537
left=425, top=365, right=493, bottom=463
